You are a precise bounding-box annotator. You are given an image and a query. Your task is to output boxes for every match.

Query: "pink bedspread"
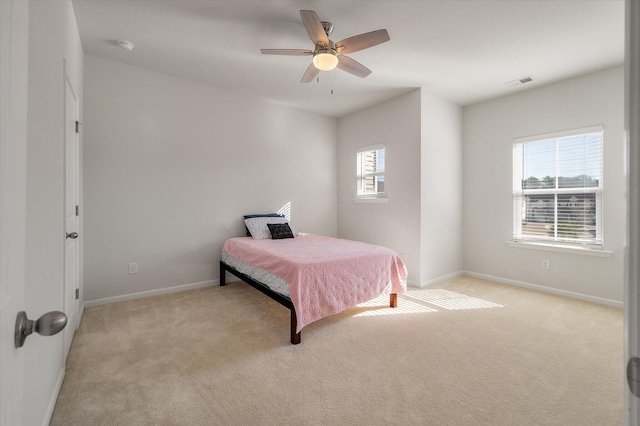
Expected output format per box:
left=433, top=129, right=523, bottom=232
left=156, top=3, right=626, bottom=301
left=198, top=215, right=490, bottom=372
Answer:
left=222, top=234, right=407, bottom=333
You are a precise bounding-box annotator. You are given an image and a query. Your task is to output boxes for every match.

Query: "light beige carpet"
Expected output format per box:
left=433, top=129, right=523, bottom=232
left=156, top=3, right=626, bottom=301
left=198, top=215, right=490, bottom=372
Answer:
left=50, top=276, right=623, bottom=425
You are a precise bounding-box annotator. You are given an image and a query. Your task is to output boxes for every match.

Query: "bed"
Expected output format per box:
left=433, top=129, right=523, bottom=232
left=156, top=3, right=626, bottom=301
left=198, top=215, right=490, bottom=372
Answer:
left=220, top=227, right=407, bottom=344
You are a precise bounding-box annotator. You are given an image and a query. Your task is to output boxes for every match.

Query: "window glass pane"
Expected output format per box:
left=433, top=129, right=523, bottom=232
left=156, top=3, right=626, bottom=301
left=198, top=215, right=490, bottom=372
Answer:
left=521, top=194, right=554, bottom=239
left=556, top=193, right=596, bottom=240
left=524, top=194, right=555, bottom=224
left=358, top=175, right=384, bottom=195
left=357, top=146, right=385, bottom=196
left=522, top=139, right=555, bottom=189
left=376, top=148, right=385, bottom=172
left=557, top=133, right=601, bottom=188
left=360, top=149, right=384, bottom=174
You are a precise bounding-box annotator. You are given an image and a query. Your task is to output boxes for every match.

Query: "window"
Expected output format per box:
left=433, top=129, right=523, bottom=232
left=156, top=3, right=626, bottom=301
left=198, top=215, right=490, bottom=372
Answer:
left=356, top=145, right=385, bottom=198
left=512, top=126, right=603, bottom=247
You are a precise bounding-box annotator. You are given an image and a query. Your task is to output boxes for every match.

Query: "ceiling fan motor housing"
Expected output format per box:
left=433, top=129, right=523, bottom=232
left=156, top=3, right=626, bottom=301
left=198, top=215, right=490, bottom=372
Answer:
left=314, top=39, right=337, bottom=55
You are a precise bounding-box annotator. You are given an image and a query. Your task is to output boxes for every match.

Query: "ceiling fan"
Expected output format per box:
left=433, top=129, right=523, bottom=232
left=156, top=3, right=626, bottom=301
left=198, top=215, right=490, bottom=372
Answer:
left=260, top=10, right=390, bottom=83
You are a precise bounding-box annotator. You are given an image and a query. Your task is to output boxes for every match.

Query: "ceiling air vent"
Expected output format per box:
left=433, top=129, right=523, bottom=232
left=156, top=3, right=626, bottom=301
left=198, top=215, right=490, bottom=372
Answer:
left=505, top=76, right=534, bottom=88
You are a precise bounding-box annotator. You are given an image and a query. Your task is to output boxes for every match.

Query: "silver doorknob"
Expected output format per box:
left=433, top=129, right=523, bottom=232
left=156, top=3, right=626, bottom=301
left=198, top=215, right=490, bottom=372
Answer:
left=66, top=232, right=78, bottom=239
left=15, top=311, right=67, bottom=348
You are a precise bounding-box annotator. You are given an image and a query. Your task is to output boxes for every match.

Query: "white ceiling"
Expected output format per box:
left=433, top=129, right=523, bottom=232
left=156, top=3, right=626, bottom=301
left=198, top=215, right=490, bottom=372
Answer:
left=71, top=0, right=624, bottom=118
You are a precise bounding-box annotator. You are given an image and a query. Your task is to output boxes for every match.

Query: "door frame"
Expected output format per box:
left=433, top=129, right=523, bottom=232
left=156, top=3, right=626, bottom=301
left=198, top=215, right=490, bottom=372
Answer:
left=63, top=64, right=80, bottom=359
left=625, top=0, right=640, bottom=423
left=0, top=0, right=29, bottom=424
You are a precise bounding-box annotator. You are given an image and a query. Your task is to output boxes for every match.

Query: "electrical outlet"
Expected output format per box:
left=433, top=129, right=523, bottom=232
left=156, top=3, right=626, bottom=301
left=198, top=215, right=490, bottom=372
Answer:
left=541, top=259, right=550, bottom=270
left=128, top=262, right=138, bottom=274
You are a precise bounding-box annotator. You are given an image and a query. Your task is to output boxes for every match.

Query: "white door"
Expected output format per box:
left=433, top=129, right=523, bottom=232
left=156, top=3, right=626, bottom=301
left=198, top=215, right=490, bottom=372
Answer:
left=64, top=73, right=80, bottom=358
left=0, top=1, right=29, bottom=424
left=626, top=0, right=640, bottom=424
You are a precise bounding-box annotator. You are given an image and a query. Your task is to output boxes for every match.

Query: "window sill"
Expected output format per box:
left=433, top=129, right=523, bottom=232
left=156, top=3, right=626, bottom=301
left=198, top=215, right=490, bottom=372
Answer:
left=507, top=241, right=613, bottom=257
left=354, top=197, right=389, bottom=204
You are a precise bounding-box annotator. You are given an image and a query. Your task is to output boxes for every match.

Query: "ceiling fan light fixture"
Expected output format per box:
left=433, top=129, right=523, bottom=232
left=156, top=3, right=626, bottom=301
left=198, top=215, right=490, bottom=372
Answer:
left=313, top=50, right=338, bottom=71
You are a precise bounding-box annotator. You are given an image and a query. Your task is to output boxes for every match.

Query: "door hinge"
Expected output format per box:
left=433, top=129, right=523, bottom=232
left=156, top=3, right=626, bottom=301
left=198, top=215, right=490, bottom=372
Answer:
left=75, top=205, right=79, bottom=216
left=75, top=121, right=82, bottom=133
left=75, top=288, right=79, bottom=300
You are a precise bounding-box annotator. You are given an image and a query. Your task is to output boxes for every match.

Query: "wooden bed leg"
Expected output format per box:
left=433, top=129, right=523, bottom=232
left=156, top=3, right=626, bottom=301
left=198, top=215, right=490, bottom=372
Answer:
left=290, top=307, right=301, bottom=345
left=219, top=261, right=226, bottom=286
left=390, top=293, right=398, bottom=308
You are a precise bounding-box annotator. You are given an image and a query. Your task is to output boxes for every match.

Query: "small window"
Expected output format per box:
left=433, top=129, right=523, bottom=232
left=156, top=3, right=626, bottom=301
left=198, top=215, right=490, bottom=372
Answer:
left=356, top=145, right=385, bottom=198
left=512, top=126, right=603, bottom=247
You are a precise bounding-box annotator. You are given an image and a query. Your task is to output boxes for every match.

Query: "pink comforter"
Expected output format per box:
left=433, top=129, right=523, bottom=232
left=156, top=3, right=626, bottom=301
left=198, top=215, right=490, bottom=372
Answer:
left=222, top=234, right=407, bottom=333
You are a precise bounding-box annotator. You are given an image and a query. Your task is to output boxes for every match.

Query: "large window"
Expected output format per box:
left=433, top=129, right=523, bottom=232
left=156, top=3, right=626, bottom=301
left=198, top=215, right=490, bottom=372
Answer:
left=512, top=126, right=603, bottom=246
left=356, top=145, right=385, bottom=198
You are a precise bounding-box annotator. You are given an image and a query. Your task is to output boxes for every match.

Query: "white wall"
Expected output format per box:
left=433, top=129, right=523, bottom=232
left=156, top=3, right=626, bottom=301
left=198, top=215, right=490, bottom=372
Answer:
left=463, top=66, right=625, bottom=304
left=420, top=89, right=463, bottom=285
left=337, top=90, right=422, bottom=285
left=337, top=89, right=463, bottom=287
left=83, top=55, right=337, bottom=303
left=25, top=0, right=83, bottom=424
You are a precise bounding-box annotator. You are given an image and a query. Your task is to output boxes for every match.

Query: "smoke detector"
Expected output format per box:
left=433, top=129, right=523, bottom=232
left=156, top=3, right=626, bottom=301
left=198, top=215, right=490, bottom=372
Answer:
left=117, top=40, right=134, bottom=52
left=505, top=76, right=533, bottom=88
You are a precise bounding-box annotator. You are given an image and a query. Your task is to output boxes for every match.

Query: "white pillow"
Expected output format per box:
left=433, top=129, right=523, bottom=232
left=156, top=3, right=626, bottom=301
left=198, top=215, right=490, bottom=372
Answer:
left=244, top=216, right=291, bottom=240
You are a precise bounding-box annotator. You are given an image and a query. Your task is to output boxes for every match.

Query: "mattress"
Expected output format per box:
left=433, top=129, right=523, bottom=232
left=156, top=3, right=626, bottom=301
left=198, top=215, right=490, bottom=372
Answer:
left=221, top=250, right=290, bottom=297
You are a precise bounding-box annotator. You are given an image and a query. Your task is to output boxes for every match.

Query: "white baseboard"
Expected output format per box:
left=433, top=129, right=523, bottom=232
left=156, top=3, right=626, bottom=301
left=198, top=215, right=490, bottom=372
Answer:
left=464, top=270, right=623, bottom=308
left=407, top=279, right=421, bottom=287
left=84, top=279, right=218, bottom=308
left=410, top=270, right=465, bottom=289
left=78, top=302, right=84, bottom=325
left=82, top=270, right=622, bottom=310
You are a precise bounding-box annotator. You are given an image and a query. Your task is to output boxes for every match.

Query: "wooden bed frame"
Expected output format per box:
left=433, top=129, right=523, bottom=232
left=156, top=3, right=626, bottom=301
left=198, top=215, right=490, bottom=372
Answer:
left=219, top=260, right=398, bottom=345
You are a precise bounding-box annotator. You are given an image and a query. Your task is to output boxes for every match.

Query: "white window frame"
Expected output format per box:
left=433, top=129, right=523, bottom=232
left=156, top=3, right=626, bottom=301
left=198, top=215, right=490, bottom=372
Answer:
left=356, top=144, right=386, bottom=199
left=512, top=126, right=604, bottom=249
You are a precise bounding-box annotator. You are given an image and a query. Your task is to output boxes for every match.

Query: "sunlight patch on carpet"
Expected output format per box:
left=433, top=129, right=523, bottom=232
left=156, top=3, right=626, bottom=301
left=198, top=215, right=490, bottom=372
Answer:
left=403, top=288, right=504, bottom=311
left=352, top=295, right=438, bottom=316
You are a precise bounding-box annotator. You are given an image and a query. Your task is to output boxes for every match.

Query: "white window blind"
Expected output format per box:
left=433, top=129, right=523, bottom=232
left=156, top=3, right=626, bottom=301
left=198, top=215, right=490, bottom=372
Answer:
left=513, top=126, right=603, bottom=246
left=356, top=145, right=385, bottom=197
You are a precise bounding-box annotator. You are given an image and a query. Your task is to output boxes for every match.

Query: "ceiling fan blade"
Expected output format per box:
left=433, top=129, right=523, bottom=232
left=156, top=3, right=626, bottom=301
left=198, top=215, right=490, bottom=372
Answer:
left=336, top=29, right=390, bottom=54
left=301, top=62, right=320, bottom=83
left=337, top=55, right=372, bottom=78
left=300, top=10, right=329, bottom=46
left=260, top=49, right=313, bottom=56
